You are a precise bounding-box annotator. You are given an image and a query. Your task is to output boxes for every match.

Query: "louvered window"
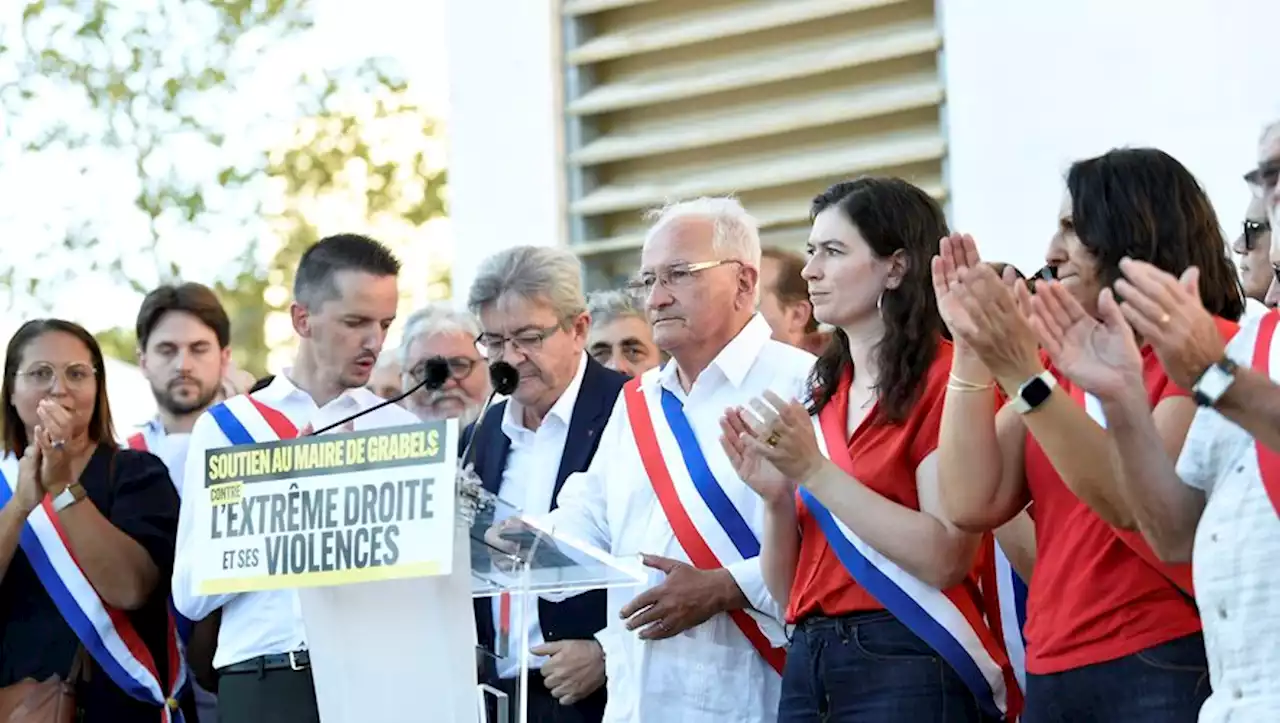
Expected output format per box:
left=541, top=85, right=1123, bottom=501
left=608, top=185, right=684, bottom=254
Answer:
left=561, top=0, right=947, bottom=288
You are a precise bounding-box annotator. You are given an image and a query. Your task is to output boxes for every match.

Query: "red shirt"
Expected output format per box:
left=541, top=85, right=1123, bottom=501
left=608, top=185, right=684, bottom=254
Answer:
left=788, top=341, right=988, bottom=621
left=1023, top=316, right=1237, bottom=673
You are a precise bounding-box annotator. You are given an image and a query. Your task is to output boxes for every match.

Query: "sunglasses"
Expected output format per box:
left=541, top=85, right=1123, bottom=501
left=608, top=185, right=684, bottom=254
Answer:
left=1244, top=219, right=1272, bottom=251
left=1244, top=158, right=1280, bottom=194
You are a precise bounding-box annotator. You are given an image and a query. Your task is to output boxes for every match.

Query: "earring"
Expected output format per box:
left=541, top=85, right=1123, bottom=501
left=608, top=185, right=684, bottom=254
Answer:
left=877, top=290, right=885, bottom=315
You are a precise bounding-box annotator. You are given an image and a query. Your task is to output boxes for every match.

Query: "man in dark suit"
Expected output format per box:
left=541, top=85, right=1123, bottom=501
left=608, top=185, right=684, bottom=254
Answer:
left=462, top=246, right=629, bottom=723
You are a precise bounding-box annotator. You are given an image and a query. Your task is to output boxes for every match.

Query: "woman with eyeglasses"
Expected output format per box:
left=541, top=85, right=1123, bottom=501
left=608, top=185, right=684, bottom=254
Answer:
left=721, top=177, right=1019, bottom=722
left=0, top=319, right=189, bottom=722
left=935, top=148, right=1244, bottom=721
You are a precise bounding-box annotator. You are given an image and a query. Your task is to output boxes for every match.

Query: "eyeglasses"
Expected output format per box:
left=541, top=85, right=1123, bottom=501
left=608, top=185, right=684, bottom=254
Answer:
left=408, top=355, right=480, bottom=383
left=1245, top=158, right=1280, bottom=195
left=476, top=324, right=562, bottom=358
left=624, top=259, right=742, bottom=301
left=16, top=362, right=97, bottom=390
left=1244, top=219, right=1272, bottom=251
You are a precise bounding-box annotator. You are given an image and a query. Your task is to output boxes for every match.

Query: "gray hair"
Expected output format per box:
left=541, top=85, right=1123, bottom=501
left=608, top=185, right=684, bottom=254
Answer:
left=466, top=245, right=587, bottom=321
left=587, top=289, right=645, bottom=328
left=397, top=304, right=482, bottom=369
left=643, top=197, right=763, bottom=270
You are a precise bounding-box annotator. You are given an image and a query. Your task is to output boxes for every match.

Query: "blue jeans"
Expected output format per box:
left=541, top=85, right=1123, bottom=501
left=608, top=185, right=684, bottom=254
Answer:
left=778, top=611, right=1000, bottom=723
left=1023, top=633, right=1210, bottom=722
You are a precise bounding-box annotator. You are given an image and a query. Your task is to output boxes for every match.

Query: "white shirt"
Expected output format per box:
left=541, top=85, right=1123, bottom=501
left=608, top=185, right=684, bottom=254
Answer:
left=1176, top=314, right=1280, bottom=722
left=172, top=373, right=406, bottom=669
left=1242, top=297, right=1271, bottom=324
left=543, top=314, right=815, bottom=723
left=124, top=418, right=191, bottom=493
left=492, top=352, right=588, bottom=678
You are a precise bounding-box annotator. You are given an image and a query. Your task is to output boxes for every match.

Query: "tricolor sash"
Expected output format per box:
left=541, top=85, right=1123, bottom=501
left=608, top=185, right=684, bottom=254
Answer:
left=1251, top=310, right=1280, bottom=518
left=1076, top=387, right=1196, bottom=595
left=0, top=455, right=186, bottom=722
left=804, top=408, right=1019, bottom=720
left=983, top=543, right=1028, bottom=694
left=121, top=425, right=196, bottom=646
left=622, top=378, right=786, bottom=675
left=208, top=395, right=300, bottom=446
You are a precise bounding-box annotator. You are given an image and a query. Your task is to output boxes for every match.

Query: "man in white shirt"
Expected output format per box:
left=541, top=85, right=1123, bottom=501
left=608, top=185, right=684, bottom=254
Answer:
left=465, top=246, right=628, bottom=723
left=128, top=281, right=235, bottom=723
left=508, top=198, right=816, bottom=723
left=172, top=234, right=404, bottom=723
left=1026, top=250, right=1280, bottom=721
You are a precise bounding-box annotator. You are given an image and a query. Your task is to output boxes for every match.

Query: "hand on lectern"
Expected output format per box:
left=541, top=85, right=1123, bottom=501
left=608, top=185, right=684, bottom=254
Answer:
left=484, top=517, right=541, bottom=571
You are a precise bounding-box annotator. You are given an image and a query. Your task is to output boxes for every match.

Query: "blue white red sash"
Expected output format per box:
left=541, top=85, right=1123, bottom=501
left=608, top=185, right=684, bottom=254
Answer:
left=0, top=455, right=186, bottom=722
left=208, top=395, right=299, bottom=445
left=121, top=424, right=196, bottom=646
left=1251, top=310, right=1280, bottom=518
left=805, top=409, right=1019, bottom=720
left=988, top=544, right=1028, bottom=693
left=622, top=377, right=786, bottom=675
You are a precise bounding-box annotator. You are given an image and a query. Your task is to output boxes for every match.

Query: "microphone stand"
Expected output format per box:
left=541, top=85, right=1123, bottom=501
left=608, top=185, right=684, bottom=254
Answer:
left=307, top=357, right=450, bottom=436
left=456, top=361, right=520, bottom=528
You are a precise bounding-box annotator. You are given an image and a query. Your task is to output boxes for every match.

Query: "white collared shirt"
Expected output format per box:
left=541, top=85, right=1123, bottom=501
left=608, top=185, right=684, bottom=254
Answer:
left=172, top=373, right=409, bottom=669
left=492, top=352, right=588, bottom=678
left=544, top=314, right=815, bottom=723
left=1176, top=314, right=1280, bottom=722
left=124, top=418, right=191, bottom=493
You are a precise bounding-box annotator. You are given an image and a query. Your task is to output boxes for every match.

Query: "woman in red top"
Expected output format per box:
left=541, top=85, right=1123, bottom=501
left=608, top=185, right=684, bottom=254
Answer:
left=935, top=148, right=1244, bottom=722
left=720, top=178, right=1015, bottom=722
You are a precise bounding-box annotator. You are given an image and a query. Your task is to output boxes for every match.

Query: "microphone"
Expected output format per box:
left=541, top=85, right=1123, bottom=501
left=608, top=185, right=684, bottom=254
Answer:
left=458, top=361, right=519, bottom=469
left=308, top=356, right=451, bottom=436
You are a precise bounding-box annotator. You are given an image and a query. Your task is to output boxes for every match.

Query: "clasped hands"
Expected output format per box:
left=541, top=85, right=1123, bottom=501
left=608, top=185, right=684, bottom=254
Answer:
left=718, top=390, right=826, bottom=507
left=12, top=399, right=77, bottom=514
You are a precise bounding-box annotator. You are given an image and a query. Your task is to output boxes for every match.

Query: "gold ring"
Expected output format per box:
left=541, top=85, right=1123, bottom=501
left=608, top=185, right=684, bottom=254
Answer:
left=765, top=431, right=782, bottom=447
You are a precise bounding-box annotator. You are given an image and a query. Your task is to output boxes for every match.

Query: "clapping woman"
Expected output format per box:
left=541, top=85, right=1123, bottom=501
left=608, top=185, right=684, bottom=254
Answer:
left=934, top=148, right=1242, bottom=721
left=721, top=178, right=1017, bottom=722
left=0, top=319, right=189, bottom=722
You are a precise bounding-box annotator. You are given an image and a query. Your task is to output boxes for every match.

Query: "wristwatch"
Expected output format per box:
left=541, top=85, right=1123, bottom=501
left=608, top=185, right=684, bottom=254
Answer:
left=1010, top=370, right=1057, bottom=414
left=1191, top=357, right=1238, bottom=408
left=52, top=482, right=86, bottom=513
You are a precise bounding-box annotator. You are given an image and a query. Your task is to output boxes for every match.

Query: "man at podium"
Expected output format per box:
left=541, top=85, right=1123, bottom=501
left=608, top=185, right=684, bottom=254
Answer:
left=464, top=246, right=627, bottom=723
left=512, top=198, right=815, bottom=723
left=173, top=234, right=479, bottom=723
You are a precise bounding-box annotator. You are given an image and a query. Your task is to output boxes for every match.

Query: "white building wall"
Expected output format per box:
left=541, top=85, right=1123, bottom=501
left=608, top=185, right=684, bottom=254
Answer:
left=443, top=0, right=566, bottom=306
left=442, top=0, right=1280, bottom=288
left=941, top=0, right=1280, bottom=274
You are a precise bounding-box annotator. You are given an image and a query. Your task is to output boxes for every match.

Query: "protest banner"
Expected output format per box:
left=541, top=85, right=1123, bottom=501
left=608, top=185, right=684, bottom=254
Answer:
left=193, top=420, right=458, bottom=594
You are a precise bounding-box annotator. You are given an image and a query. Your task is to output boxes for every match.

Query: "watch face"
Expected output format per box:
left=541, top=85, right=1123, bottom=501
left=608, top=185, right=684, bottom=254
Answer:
left=1197, top=365, right=1232, bottom=399
left=1021, top=377, right=1053, bottom=408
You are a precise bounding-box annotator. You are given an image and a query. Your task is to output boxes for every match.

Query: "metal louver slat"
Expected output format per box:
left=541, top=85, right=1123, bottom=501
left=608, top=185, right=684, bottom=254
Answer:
left=561, top=0, right=948, bottom=289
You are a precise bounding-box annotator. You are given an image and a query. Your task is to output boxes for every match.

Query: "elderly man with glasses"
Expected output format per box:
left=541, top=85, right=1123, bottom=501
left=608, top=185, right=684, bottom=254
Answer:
left=463, top=246, right=629, bottom=723
left=1241, top=121, right=1280, bottom=317
left=496, top=197, right=815, bottom=723
left=397, top=304, right=490, bottom=426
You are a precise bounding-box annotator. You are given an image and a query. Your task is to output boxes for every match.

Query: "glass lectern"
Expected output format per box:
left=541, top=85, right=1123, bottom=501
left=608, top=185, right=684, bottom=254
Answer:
left=463, top=482, right=643, bottom=723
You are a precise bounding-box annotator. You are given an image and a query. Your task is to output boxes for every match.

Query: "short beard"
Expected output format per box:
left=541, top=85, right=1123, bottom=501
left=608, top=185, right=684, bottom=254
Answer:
left=155, top=383, right=220, bottom=417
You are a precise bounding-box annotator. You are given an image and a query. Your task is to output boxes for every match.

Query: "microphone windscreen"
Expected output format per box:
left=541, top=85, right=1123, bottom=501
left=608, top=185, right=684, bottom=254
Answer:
left=489, top=361, right=520, bottom=396
left=423, top=356, right=451, bottom=389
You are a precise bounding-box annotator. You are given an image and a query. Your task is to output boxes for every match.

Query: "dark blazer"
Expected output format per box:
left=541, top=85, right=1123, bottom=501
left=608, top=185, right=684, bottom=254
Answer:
left=462, top=357, right=627, bottom=718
